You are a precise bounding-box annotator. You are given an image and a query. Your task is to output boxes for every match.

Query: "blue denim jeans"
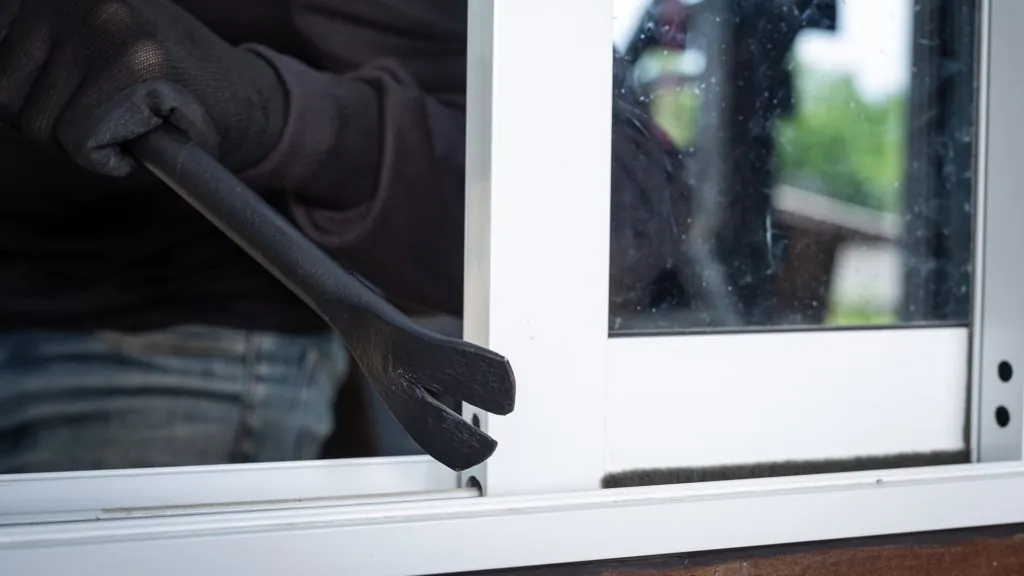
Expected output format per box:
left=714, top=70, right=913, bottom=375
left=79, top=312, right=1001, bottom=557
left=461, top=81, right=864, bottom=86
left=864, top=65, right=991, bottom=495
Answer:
left=0, top=325, right=348, bottom=474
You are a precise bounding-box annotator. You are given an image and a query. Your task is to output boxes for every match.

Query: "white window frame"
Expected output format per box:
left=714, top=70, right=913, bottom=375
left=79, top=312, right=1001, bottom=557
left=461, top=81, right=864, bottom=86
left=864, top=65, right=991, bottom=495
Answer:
left=473, top=0, right=1004, bottom=494
left=0, top=457, right=464, bottom=525
left=5, top=0, right=1024, bottom=574
left=3, top=463, right=1024, bottom=575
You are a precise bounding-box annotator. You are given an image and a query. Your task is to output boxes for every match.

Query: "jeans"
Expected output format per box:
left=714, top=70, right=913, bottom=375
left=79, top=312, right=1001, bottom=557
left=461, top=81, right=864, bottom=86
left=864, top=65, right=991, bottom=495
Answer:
left=0, top=325, right=348, bottom=474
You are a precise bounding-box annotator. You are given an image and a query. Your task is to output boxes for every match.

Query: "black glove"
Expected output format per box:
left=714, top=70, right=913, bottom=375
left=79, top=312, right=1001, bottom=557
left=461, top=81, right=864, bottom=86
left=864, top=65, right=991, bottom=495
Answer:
left=0, top=0, right=287, bottom=175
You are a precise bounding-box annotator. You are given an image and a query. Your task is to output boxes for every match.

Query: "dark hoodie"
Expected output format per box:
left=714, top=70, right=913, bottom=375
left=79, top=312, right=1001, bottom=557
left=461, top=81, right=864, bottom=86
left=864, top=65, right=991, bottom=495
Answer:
left=0, top=0, right=468, bottom=332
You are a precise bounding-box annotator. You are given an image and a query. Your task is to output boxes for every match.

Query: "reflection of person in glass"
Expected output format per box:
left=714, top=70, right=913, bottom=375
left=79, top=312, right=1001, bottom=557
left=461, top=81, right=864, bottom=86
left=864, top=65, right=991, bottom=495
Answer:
left=609, top=0, right=838, bottom=330
left=611, top=0, right=976, bottom=331
left=0, top=0, right=468, bottom=473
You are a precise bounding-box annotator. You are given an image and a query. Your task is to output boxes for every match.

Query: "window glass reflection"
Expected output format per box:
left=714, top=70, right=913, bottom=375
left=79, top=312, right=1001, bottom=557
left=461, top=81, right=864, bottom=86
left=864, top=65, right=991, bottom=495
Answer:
left=610, top=0, right=976, bottom=333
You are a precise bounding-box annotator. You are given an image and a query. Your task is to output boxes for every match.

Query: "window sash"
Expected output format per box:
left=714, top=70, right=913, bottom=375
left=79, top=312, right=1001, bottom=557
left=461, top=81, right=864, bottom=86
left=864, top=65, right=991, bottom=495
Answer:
left=477, top=0, right=1006, bottom=494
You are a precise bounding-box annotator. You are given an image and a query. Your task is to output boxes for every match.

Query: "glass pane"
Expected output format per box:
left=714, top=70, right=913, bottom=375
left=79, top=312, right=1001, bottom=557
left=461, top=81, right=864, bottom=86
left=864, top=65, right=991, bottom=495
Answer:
left=0, top=1, right=467, bottom=473
left=609, top=0, right=976, bottom=334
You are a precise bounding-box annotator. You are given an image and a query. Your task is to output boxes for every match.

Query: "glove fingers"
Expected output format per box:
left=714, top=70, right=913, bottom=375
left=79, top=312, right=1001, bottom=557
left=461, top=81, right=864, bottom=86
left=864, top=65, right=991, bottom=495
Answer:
left=57, top=80, right=219, bottom=177
left=0, top=4, right=48, bottom=124
left=20, top=0, right=145, bottom=143
left=18, top=41, right=84, bottom=143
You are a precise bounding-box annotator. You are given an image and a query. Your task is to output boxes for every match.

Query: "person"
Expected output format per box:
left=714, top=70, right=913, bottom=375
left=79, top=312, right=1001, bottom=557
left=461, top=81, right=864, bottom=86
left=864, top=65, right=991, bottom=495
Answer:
left=0, top=0, right=469, bottom=473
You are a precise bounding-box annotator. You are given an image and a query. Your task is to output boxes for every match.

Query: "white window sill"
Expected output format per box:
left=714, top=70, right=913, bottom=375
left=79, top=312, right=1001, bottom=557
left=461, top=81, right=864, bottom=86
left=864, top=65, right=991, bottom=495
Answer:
left=3, top=461, right=1023, bottom=575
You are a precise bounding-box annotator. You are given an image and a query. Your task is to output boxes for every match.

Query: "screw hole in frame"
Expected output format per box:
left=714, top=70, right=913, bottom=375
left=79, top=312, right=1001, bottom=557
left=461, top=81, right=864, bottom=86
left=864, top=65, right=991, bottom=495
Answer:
left=999, top=361, right=1014, bottom=382
left=996, top=406, right=1011, bottom=428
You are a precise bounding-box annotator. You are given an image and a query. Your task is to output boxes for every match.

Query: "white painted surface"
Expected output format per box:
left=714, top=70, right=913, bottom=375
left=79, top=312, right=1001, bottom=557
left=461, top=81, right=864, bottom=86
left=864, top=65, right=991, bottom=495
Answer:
left=4, top=462, right=1024, bottom=575
left=606, top=328, right=968, bottom=472
left=467, top=0, right=612, bottom=495
left=0, top=456, right=457, bottom=524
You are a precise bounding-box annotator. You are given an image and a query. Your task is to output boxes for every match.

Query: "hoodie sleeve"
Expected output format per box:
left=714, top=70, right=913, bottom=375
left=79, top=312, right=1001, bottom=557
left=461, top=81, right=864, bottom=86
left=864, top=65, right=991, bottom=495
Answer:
left=241, top=1, right=468, bottom=316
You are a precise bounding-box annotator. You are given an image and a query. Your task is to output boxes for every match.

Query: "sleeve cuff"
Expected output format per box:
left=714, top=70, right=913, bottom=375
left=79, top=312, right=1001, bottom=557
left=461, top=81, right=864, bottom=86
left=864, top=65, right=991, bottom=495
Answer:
left=239, top=45, right=382, bottom=211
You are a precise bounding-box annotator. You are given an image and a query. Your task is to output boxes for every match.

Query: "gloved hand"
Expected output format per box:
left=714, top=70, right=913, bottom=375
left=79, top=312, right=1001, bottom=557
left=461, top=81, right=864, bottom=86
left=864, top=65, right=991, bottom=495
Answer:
left=0, top=0, right=287, bottom=176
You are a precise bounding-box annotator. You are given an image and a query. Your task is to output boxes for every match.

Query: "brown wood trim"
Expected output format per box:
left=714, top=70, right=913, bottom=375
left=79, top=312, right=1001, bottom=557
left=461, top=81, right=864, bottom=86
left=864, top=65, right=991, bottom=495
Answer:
left=460, top=524, right=1024, bottom=575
